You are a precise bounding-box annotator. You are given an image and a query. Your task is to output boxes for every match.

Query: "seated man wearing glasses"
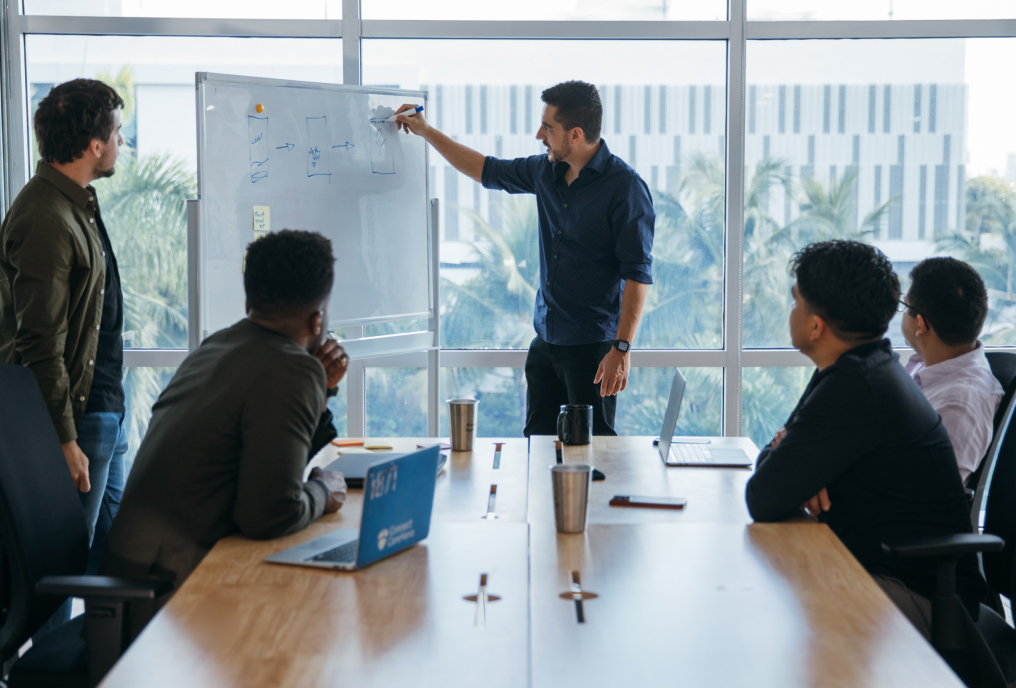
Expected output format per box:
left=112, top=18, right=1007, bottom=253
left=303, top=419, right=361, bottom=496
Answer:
left=746, top=240, right=984, bottom=640
left=901, top=257, right=1003, bottom=485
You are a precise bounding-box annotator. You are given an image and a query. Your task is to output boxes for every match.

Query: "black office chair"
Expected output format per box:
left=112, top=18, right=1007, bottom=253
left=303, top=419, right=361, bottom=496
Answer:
left=967, top=352, right=1016, bottom=527
left=882, top=352, right=1016, bottom=686
left=0, top=364, right=170, bottom=687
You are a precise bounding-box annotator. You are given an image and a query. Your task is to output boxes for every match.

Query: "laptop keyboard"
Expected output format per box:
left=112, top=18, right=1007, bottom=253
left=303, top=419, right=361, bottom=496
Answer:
left=670, top=443, right=709, bottom=464
left=309, top=539, right=358, bottom=564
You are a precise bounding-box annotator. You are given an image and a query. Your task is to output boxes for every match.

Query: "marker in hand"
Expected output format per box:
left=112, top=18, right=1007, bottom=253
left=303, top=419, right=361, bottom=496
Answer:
left=380, top=105, right=424, bottom=124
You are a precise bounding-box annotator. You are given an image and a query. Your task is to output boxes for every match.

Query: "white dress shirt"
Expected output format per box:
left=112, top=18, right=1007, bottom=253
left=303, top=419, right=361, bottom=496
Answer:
left=905, top=342, right=1004, bottom=483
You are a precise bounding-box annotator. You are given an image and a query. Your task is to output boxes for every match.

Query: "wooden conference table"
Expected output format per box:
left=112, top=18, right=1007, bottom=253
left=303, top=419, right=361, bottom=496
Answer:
left=99, top=437, right=963, bottom=688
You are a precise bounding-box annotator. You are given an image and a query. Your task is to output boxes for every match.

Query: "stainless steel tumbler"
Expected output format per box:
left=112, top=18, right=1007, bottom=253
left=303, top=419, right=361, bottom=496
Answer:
left=551, top=464, right=592, bottom=533
left=448, top=399, right=479, bottom=451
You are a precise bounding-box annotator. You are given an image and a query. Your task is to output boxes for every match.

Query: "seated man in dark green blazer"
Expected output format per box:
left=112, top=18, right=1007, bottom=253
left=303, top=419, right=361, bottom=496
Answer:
left=101, top=230, right=349, bottom=596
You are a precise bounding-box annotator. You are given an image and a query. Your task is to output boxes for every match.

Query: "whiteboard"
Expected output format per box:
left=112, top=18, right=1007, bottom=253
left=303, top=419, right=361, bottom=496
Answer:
left=194, top=73, right=432, bottom=340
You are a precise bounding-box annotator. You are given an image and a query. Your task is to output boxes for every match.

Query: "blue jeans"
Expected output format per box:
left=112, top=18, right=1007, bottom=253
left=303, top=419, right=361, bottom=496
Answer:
left=34, top=412, right=127, bottom=641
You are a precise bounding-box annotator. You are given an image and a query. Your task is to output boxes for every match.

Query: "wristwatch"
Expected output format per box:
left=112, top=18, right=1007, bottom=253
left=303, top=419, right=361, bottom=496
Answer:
left=613, top=339, right=631, bottom=353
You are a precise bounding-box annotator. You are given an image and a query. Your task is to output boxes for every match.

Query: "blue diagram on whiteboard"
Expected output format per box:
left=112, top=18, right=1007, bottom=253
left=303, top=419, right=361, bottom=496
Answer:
left=306, top=116, right=331, bottom=180
left=248, top=115, right=268, bottom=183
left=369, top=107, right=396, bottom=175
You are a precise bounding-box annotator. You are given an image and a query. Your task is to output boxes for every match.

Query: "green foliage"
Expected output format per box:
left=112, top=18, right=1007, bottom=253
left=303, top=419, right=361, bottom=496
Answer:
left=93, top=152, right=194, bottom=460
left=936, top=176, right=1016, bottom=344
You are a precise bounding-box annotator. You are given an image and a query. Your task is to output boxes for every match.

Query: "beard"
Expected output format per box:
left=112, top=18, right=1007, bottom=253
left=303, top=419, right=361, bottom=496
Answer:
left=545, top=139, right=571, bottom=163
left=94, top=162, right=116, bottom=179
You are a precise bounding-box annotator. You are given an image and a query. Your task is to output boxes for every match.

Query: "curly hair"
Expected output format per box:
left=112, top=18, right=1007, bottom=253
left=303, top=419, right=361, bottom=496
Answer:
left=541, top=81, right=602, bottom=143
left=244, top=230, right=335, bottom=315
left=33, top=79, right=125, bottom=164
left=907, top=257, right=988, bottom=346
left=790, top=240, right=900, bottom=341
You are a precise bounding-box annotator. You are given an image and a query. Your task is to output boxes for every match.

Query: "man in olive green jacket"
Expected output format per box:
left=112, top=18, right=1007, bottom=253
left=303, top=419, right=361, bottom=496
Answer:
left=0, top=79, right=126, bottom=596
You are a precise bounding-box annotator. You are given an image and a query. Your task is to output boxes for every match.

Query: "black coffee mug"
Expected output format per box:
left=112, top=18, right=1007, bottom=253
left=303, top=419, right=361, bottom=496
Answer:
left=557, top=404, right=593, bottom=445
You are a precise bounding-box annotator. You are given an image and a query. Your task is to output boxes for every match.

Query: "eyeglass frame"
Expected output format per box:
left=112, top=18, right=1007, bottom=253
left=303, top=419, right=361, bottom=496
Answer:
left=898, top=299, right=930, bottom=326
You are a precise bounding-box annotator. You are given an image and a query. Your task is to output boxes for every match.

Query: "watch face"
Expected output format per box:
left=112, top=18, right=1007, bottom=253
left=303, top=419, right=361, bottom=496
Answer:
left=616, top=340, right=630, bottom=352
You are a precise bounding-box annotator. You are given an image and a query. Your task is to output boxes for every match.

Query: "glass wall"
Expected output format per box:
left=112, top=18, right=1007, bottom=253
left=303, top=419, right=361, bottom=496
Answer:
left=361, top=0, right=725, bottom=21
left=11, top=3, right=1016, bottom=444
left=25, top=36, right=343, bottom=349
left=749, top=0, right=1016, bottom=21
left=362, top=39, right=728, bottom=351
left=24, top=0, right=342, bottom=18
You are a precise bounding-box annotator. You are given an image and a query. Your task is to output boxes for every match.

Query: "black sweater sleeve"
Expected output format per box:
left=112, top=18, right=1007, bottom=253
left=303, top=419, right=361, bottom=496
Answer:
left=745, top=369, right=877, bottom=522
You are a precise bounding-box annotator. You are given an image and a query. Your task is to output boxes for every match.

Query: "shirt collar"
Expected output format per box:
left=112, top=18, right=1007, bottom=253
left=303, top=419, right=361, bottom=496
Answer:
left=551, top=139, right=611, bottom=181
left=911, top=341, right=989, bottom=387
left=34, top=161, right=96, bottom=211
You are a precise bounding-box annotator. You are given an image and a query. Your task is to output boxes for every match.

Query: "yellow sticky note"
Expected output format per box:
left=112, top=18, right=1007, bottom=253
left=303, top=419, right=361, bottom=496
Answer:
left=253, top=206, right=270, bottom=238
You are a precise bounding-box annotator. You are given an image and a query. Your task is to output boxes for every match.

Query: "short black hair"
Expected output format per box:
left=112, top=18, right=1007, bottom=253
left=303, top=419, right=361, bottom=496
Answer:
left=790, top=240, right=900, bottom=341
left=907, top=257, right=988, bottom=346
left=34, top=79, right=125, bottom=164
left=541, top=81, right=602, bottom=143
left=244, top=230, right=334, bottom=315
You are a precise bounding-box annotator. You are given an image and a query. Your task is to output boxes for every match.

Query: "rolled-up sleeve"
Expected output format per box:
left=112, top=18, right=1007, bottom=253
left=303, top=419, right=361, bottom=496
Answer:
left=612, top=173, right=655, bottom=285
left=481, top=155, right=541, bottom=195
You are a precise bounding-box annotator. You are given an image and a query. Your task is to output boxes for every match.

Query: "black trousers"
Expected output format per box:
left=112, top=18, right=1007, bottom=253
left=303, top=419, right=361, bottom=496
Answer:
left=524, top=336, right=617, bottom=437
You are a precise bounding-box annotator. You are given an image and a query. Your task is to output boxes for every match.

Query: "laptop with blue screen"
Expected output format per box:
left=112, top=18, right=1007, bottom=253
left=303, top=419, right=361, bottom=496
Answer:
left=264, top=446, right=439, bottom=571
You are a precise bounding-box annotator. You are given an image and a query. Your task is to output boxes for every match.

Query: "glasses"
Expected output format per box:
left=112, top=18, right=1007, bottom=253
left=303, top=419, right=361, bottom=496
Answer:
left=898, top=300, right=929, bottom=324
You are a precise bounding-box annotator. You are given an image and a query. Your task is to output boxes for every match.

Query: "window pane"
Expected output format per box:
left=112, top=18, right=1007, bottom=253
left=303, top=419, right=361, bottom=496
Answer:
left=441, top=367, right=526, bottom=437
left=24, top=0, right=340, bottom=18
left=741, top=366, right=813, bottom=450
left=363, top=39, right=726, bottom=350
left=122, top=366, right=176, bottom=471
left=366, top=367, right=428, bottom=437
left=362, top=0, right=724, bottom=20
left=26, top=36, right=342, bottom=349
left=123, top=368, right=346, bottom=470
left=743, top=38, right=1016, bottom=348
left=615, top=367, right=722, bottom=436
left=749, top=0, right=1016, bottom=20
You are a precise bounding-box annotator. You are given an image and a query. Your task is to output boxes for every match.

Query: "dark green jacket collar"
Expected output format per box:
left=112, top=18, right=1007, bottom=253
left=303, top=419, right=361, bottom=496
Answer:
left=34, top=161, right=96, bottom=210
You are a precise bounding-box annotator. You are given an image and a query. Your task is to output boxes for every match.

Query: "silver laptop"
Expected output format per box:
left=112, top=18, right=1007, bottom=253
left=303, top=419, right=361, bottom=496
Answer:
left=658, top=369, right=754, bottom=468
left=265, top=446, right=439, bottom=571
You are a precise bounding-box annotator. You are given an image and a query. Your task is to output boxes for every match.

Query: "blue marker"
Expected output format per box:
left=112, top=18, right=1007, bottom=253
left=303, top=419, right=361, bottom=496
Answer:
left=378, top=105, right=424, bottom=124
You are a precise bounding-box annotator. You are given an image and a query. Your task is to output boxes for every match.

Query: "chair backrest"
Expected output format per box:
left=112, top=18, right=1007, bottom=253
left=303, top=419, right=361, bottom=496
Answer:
left=0, top=365, right=88, bottom=660
left=968, top=352, right=1016, bottom=522
left=980, top=353, right=1016, bottom=601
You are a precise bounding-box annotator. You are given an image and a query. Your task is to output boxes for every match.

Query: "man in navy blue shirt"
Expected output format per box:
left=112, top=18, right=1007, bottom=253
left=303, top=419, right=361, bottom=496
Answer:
left=395, top=81, right=655, bottom=436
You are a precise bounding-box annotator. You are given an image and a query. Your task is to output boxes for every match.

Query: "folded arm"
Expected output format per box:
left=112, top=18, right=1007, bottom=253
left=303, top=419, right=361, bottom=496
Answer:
left=746, top=373, right=873, bottom=522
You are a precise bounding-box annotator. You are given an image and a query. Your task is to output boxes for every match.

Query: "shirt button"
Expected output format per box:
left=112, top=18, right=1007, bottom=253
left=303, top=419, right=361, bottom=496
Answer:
left=553, top=255, right=558, bottom=259
left=563, top=204, right=568, bottom=208
left=88, top=360, right=94, bottom=366
left=100, top=289, right=105, bottom=295
left=557, top=231, right=562, bottom=235
left=548, top=307, right=553, bottom=312
left=79, top=396, right=85, bottom=402
left=89, top=218, right=94, bottom=224
left=102, top=251, right=106, bottom=257
left=96, top=325, right=100, bottom=331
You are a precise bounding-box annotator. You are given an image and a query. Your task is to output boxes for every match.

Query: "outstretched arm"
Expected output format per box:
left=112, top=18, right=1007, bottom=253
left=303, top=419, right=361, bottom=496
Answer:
left=394, top=104, right=485, bottom=182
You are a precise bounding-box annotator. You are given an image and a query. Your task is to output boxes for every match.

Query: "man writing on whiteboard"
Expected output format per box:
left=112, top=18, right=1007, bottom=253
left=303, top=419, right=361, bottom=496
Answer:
left=396, top=81, right=655, bottom=436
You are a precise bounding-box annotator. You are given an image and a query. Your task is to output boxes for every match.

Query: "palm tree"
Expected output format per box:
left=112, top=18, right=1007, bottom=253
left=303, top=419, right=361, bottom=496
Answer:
left=936, top=176, right=1016, bottom=344
left=92, top=153, right=195, bottom=461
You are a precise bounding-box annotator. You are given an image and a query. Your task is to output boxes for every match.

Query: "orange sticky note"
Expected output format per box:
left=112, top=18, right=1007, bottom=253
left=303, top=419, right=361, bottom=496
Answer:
left=331, top=438, right=364, bottom=448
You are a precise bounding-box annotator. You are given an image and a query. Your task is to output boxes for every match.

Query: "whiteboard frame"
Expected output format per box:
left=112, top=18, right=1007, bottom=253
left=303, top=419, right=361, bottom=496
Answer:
left=191, top=72, right=436, bottom=361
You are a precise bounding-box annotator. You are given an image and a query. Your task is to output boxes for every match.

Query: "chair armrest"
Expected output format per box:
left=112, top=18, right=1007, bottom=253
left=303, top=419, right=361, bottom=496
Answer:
left=882, top=533, right=1004, bottom=559
left=36, top=575, right=172, bottom=600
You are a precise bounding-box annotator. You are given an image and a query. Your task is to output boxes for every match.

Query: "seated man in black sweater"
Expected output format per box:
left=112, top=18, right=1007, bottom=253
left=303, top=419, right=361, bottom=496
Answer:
left=745, top=240, right=985, bottom=639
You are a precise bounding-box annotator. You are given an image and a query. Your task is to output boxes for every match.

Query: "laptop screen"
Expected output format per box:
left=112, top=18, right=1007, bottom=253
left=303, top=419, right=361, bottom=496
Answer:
left=657, top=369, right=687, bottom=461
left=356, top=446, right=439, bottom=568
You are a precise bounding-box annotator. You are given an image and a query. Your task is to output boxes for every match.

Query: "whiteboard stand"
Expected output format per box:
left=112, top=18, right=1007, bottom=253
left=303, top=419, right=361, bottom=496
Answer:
left=427, top=199, right=441, bottom=438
